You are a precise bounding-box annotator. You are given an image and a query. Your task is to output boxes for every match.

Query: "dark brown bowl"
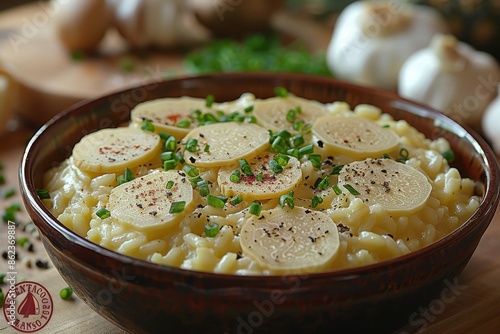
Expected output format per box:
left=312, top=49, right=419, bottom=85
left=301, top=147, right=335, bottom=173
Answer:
left=19, top=73, right=500, bottom=333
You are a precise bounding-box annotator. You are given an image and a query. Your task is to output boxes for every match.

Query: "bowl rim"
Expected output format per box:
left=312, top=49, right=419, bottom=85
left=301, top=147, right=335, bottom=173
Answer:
left=19, top=72, right=500, bottom=281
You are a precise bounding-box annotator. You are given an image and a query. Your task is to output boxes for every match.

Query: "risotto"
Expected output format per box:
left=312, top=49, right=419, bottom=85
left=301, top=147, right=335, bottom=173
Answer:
left=42, top=91, right=480, bottom=275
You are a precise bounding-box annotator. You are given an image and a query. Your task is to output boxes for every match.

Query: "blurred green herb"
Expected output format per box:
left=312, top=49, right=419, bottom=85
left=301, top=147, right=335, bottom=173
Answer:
left=184, top=34, right=332, bottom=76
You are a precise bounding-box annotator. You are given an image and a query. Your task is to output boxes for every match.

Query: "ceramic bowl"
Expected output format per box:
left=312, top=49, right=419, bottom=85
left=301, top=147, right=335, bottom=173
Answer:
left=20, top=73, right=500, bottom=333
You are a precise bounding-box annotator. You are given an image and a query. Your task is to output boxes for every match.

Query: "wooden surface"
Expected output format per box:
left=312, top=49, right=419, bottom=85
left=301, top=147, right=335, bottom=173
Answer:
left=1, top=2, right=500, bottom=334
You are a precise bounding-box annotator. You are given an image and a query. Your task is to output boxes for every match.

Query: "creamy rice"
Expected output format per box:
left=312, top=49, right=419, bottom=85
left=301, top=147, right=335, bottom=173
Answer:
left=43, top=93, right=480, bottom=275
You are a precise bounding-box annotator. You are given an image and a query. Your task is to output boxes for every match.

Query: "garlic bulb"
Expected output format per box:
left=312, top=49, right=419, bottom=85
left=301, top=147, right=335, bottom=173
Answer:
left=53, top=0, right=112, bottom=51
left=326, top=0, right=446, bottom=91
left=482, top=86, right=500, bottom=155
left=109, top=0, right=211, bottom=49
left=398, top=34, right=500, bottom=131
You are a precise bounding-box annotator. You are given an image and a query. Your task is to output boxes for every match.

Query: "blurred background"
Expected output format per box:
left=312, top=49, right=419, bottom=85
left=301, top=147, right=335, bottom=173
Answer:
left=0, top=0, right=499, bottom=133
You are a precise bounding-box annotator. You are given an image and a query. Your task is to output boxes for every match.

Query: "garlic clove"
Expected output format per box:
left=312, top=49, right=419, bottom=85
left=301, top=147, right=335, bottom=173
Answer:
left=398, top=33, right=500, bottom=131
left=326, top=1, right=447, bottom=91
left=482, top=86, right=500, bottom=155
left=54, top=0, right=111, bottom=51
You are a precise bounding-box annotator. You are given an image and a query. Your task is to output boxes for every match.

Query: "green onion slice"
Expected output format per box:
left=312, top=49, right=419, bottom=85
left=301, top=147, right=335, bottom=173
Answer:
left=343, top=184, right=360, bottom=195
left=205, top=222, right=219, bottom=237
left=249, top=201, right=262, bottom=216
left=239, top=159, right=254, bottom=176
left=141, top=119, right=155, bottom=132
left=185, top=138, right=199, bottom=153
left=169, top=201, right=186, bottom=214
left=96, top=208, right=111, bottom=219
left=36, top=189, right=51, bottom=200
left=207, top=195, right=227, bottom=208
left=332, top=184, right=342, bottom=195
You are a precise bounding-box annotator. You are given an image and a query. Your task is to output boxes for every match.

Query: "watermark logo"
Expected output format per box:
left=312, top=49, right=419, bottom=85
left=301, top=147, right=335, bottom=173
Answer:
left=2, top=281, right=54, bottom=333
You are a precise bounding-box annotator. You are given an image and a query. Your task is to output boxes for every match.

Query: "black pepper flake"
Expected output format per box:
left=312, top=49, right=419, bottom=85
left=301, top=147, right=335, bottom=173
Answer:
left=337, top=223, right=350, bottom=233
left=317, top=140, right=324, bottom=148
left=35, top=259, right=49, bottom=269
left=189, top=157, right=196, bottom=163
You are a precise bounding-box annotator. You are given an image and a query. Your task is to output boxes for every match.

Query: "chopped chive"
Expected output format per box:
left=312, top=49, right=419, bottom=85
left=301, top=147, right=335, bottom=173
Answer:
left=442, top=149, right=455, bottom=163
left=249, top=201, right=262, bottom=216
left=164, top=136, right=177, bottom=152
left=160, top=151, right=176, bottom=162
left=204, top=222, right=219, bottom=237
left=274, top=153, right=290, bottom=167
left=189, top=176, right=203, bottom=187
left=2, top=203, right=21, bottom=223
left=3, top=188, right=15, bottom=199
left=197, top=180, right=210, bottom=197
left=191, top=109, right=202, bottom=119
left=293, top=119, right=304, bottom=132
left=286, top=109, right=296, bottom=123
left=166, top=181, right=174, bottom=189
left=141, top=119, right=155, bottom=132
left=269, top=159, right=283, bottom=174
left=175, top=152, right=185, bottom=164
left=207, top=195, right=227, bottom=208
left=312, top=195, right=323, bottom=208
left=205, top=94, right=215, bottom=108
left=200, top=112, right=219, bottom=124
left=229, top=194, right=243, bottom=205
left=176, top=119, right=191, bottom=128
left=17, top=237, right=29, bottom=247
left=302, top=123, right=312, bottom=134
left=330, top=165, right=344, bottom=175
left=343, top=184, right=360, bottom=195
left=182, top=165, right=199, bottom=178
left=158, top=132, right=172, bottom=141
left=381, top=153, right=391, bottom=159
left=96, top=208, right=111, bottom=219
left=397, top=148, right=410, bottom=163
left=279, top=191, right=294, bottom=209
left=316, top=177, right=330, bottom=190
left=230, top=169, right=241, bottom=183
left=382, top=124, right=390, bottom=128
left=185, top=138, right=199, bottom=153
left=292, top=134, right=305, bottom=147
left=244, top=105, right=254, bottom=113
left=271, top=136, right=287, bottom=153
left=244, top=116, right=257, bottom=123
left=256, top=172, right=263, bottom=181
left=332, top=184, right=342, bottom=195
left=117, top=168, right=134, bottom=185
left=298, top=144, right=314, bottom=157
left=163, top=159, right=177, bottom=171
left=36, top=189, right=51, bottom=200
left=169, top=201, right=186, bottom=214
left=308, top=154, right=322, bottom=168
left=276, top=130, right=292, bottom=141
left=239, top=159, right=254, bottom=176
left=274, top=87, right=288, bottom=98
left=204, top=144, right=210, bottom=153
left=60, top=287, right=74, bottom=300
left=286, top=148, right=300, bottom=158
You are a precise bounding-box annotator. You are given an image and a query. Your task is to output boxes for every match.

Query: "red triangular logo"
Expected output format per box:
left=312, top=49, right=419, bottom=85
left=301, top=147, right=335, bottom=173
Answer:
left=18, top=291, right=40, bottom=318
